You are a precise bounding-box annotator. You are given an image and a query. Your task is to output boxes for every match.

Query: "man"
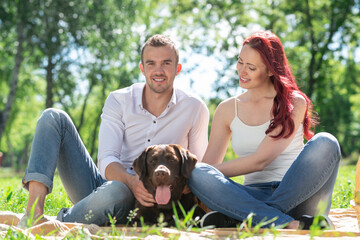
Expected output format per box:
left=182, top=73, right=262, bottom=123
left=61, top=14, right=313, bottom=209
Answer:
left=20, top=34, right=209, bottom=227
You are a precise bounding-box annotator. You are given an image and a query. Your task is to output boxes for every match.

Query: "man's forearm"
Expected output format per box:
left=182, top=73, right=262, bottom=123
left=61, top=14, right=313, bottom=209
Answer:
left=105, top=162, right=134, bottom=187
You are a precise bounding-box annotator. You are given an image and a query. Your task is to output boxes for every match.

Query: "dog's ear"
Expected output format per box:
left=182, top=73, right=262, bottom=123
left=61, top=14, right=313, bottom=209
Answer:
left=133, top=147, right=151, bottom=180
left=173, top=144, right=198, bottom=178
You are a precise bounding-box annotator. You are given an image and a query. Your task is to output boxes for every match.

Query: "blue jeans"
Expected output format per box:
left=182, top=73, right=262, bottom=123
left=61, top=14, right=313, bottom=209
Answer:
left=23, top=108, right=134, bottom=226
left=189, top=132, right=341, bottom=227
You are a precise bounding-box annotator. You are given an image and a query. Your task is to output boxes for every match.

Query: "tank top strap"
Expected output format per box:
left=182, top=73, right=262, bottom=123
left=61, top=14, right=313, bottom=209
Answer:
left=234, top=96, right=238, bottom=119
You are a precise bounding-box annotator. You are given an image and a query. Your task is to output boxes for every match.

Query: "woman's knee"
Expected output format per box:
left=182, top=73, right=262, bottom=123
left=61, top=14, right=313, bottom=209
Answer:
left=189, top=162, right=219, bottom=190
left=39, top=108, right=69, bottom=125
left=41, top=108, right=67, bottom=118
left=190, top=162, right=211, bottom=180
left=311, top=132, right=341, bottom=160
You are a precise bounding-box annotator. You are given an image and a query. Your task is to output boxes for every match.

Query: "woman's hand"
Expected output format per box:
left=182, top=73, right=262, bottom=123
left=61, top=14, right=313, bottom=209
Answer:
left=182, top=184, right=191, bottom=194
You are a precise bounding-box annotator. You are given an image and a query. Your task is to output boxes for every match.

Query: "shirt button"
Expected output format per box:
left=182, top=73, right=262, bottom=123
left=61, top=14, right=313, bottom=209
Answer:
left=147, top=139, right=150, bottom=142
left=153, top=120, right=156, bottom=124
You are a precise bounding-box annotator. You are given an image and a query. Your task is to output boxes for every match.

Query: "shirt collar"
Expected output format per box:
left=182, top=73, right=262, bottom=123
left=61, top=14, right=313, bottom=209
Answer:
left=136, top=83, right=177, bottom=110
left=169, top=88, right=177, bottom=106
left=135, top=83, right=145, bottom=111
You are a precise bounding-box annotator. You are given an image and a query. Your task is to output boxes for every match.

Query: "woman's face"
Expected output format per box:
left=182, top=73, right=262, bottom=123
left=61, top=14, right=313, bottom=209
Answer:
left=236, top=44, right=273, bottom=89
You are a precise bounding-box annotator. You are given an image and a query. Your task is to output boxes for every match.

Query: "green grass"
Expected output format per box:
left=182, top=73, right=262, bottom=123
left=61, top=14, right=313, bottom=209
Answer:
left=0, top=169, right=72, bottom=216
left=0, top=162, right=356, bottom=215
left=0, top=161, right=357, bottom=238
left=332, top=164, right=355, bottom=208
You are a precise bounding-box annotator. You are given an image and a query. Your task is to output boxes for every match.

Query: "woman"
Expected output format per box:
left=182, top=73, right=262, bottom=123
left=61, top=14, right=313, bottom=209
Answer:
left=189, top=31, right=341, bottom=229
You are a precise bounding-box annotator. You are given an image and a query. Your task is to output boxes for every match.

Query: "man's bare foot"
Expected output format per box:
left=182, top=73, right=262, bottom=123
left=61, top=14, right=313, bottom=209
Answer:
left=17, top=214, right=50, bottom=229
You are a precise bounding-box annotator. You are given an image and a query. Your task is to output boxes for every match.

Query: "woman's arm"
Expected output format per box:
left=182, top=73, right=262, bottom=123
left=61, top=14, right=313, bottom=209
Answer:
left=215, top=94, right=307, bottom=177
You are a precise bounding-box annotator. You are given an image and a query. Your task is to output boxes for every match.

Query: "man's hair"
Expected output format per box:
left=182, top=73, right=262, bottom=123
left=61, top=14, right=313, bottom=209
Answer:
left=141, top=34, right=179, bottom=65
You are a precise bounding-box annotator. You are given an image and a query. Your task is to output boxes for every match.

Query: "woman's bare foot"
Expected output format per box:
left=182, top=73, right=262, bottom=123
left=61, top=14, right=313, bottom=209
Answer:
left=285, top=220, right=300, bottom=229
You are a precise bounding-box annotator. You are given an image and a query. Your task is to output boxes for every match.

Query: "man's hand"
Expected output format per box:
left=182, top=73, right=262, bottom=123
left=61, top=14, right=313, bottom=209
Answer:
left=105, top=162, right=156, bottom=206
left=129, top=175, right=156, bottom=207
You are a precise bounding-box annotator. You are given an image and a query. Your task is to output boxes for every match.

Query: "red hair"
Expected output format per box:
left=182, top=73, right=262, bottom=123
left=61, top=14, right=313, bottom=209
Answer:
left=242, top=31, right=317, bottom=140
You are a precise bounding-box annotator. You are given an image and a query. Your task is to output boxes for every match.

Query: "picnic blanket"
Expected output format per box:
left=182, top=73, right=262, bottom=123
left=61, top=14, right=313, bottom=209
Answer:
left=1, top=208, right=360, bottom=239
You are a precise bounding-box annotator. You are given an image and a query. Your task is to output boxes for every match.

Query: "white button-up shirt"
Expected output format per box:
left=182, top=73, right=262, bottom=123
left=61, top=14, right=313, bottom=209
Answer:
left=97, top=83, right=209, bottom=179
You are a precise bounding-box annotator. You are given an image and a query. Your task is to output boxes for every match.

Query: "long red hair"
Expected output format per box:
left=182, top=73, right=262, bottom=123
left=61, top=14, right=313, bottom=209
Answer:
left=242, top=31, right=317, bottom=140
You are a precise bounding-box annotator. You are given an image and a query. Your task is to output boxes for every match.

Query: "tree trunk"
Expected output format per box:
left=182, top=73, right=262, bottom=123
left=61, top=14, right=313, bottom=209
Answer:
left=305, top=0, right=316, bottom=98
left=77, top=81, right=94, bottom=132
left=45, top=55, right=54, bottom=108
left=6, top=132, right=14, bottom=168
left=0, top=16, right=25, bottom=144
left=89, top=82, right=107, bottom=161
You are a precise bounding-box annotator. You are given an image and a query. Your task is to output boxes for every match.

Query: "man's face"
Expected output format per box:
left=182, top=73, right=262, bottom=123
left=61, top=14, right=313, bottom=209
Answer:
left=140, top=45, right=182, bottom=95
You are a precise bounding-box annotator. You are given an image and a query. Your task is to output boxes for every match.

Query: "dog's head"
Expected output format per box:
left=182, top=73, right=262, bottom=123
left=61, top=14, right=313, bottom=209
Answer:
left=133, top=144, right=197, bottom=208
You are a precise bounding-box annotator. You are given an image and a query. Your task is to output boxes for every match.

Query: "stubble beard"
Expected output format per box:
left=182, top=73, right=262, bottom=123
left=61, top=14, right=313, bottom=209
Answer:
left=147, top=76, right=173, bottom=94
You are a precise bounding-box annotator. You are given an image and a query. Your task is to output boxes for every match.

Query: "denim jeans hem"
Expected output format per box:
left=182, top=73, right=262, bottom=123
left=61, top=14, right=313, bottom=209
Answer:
left=23, top=172, right=53, bottom=193
left=56, top=208, right=68, bottom=221
left=194, top=187, right=294, bottom=227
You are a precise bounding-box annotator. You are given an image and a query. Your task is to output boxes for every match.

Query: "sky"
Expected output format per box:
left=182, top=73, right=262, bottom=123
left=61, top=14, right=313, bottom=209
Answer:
left=70, top=33, right=243, bottom=102
left=174, top=51, right=223, bottom=101
left=71, top=45, right=232, bottom=102
left=165, top=25, right=248, bottom=101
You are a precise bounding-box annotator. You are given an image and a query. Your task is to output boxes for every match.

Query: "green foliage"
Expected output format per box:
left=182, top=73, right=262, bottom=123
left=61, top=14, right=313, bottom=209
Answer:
left=169, top=0, right=360, bottom=157
left=0, top=0, right=169, bottom=162
left=171, top=201, right=201, bottom=231
left=3, top=227, right=31, bottom=240
left=0, top=0, right=359, bottom=177
left=233, top=213, right=282, bottom=239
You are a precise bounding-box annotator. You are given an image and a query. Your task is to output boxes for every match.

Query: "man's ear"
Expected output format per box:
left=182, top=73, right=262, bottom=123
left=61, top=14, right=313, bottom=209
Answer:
left=176, top=63, right=182, bottom=76
left=139, top=63, right=145, bottom=74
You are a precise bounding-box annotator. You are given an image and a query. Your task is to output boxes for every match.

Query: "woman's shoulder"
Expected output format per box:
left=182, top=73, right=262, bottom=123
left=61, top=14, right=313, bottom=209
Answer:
left=217, top=96, right=237, bottom=111
left=292, top=91, right=307, bottom=108
left=291, top=91, right=307, bottom=120
left=217, top=92, right=250, bottom=109
left=213, top=97, right=238, bottom=125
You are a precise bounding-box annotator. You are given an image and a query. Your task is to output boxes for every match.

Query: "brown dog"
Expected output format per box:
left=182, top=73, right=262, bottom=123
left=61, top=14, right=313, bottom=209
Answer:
left=131, top=144, right=205, bottom=225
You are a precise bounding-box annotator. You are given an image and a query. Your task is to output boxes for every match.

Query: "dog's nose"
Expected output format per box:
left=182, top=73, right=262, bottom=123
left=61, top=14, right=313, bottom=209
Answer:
left=154, top=165, right=170, bottom=178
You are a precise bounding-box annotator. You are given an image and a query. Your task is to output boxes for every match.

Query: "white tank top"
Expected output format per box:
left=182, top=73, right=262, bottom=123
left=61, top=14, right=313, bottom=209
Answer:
left=230, top=97, right=304, bottom=185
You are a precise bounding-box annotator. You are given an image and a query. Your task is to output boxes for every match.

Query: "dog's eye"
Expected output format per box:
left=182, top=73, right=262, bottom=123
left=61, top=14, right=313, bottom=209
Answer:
left=167, top=158, right=176, bottom=162
left=149, top=158, right=157, bottom=165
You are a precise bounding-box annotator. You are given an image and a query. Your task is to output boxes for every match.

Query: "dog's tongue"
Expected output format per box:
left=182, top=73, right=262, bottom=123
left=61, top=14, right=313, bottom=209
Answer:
left=155, top=185, right=171, bottom=205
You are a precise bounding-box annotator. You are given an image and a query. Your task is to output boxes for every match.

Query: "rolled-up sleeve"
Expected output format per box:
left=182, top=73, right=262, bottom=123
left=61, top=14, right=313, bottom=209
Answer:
left=97, top=93, right=125, bottom=179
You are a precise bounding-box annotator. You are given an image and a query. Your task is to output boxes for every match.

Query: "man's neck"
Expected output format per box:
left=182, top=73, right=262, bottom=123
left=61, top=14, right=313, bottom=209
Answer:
left=142, top=87, right=173, bottom=117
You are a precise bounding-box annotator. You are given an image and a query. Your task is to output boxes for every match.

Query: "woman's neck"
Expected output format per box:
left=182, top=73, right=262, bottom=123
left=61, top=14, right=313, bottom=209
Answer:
left=245, top=83, right=276, bottom=102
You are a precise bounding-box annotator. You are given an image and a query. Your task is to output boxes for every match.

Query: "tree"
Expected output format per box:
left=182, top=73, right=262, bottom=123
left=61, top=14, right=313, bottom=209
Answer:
left=0, top=0, right=27, bottom=145
left=1, top=0, right=172, bottom=163
left=169, top=0, right=360, bottom=156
